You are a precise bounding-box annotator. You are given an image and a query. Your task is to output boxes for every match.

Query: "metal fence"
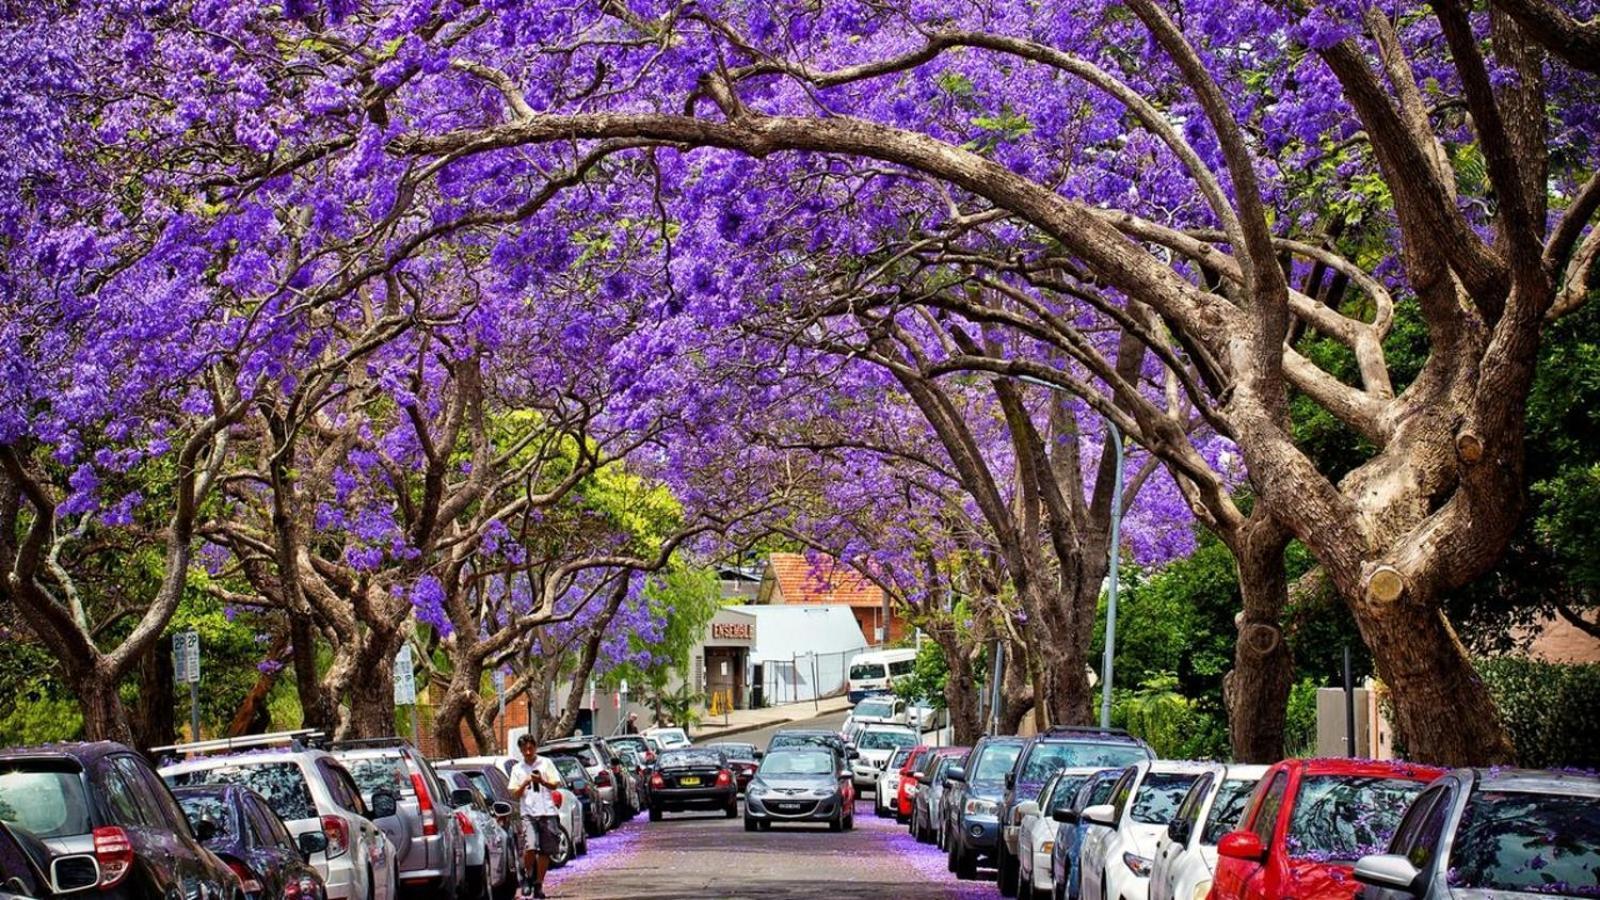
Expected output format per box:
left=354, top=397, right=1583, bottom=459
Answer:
left=761, top=649, right=855, bottom=705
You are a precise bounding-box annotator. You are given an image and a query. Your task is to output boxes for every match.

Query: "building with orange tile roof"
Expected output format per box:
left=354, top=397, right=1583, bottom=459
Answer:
left=755, top=552, right=907, bottom=646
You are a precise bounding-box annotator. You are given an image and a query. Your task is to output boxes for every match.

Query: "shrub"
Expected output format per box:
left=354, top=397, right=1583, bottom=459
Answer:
left=1476, top=657, right=1600, bottom=768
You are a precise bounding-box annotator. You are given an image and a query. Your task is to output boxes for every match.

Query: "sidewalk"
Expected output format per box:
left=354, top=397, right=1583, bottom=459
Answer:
left=690, top=694, right=854, bottom=742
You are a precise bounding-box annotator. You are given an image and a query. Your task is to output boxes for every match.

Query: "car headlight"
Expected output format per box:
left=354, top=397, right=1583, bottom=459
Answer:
left=748, top=783, right=768, bottom=797
left=1041, top=840, right=1054, bottom=855
left=964, top=798, right=999, bottom=819
left=1192, top=881, right=1212, bottom=900
left=812, top=788, right=835, bottom=798
left=1122, top=852, right=1153, bottom=877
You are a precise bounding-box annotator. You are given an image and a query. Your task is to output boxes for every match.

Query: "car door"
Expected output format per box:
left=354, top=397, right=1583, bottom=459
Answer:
left=129, top=757, right=221, bottom=900
left=98, top=755, right=181, bottom=900
left=1154, top=772, right=1212, bottom=900
left=1216, top=769, right=1288, bottom=900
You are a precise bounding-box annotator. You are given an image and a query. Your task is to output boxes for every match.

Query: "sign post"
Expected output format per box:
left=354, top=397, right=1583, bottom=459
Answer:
left=394, top=645, right=420, bottom=747
left=173, top=631, right=201, bottom=740
left=493, top=669, right=506, bottom=751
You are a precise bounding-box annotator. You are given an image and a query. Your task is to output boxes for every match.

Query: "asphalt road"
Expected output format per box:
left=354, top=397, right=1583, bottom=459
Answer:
left=734, top=708, right=849, bottom=751
left=538, top=711, right=996, bottom=899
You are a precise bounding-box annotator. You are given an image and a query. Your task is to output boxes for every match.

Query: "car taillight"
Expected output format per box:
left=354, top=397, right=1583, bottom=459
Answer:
left=455, top=810, right=475, bottom=835
left=595, top=770, right=612, bottom=787
left=321, top=815, right=350, bottom=858
left=92, top=826, right=133, bottom=888
left=225, top=858, right=263, bottom=894
left=298, top=875, right=319, bottom=900
left=650, top=773, right=664, bottom=789
left=410, top=772, right=438, bottom=836
left=283, top=880, right=300, bottom=900
left=715, top=770, right=732, bottom=787
left=644, top=752, right=656, bottom=764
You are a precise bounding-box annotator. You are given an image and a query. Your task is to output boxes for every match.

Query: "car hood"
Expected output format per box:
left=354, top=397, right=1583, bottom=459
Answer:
left=966, top=780, right=1007, bottom=800
left=1280, top=860, right=1361, bottom=899
left=754, top=775, right=837, bottom=791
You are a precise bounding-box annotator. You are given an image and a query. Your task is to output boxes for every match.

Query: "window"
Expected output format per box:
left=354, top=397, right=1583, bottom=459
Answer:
left=1284, top=776, right=1430, bottom=862
left=176, top=794, right=234, bottom=839
left=98, top=759, right=148, bottom=828
left=1019, top=743, right=1148, bottom=782
left=889, top=660, right=915, bottom=677
left=858, top=730, right=917, bottom=751
left=849, top=663, right=887, bottom=681
left=252, top=798, right=295, bottom=849
left=0, top=765, right=91, bottom=838
left=759, top=750, right=835, bottom=776
left=343, top=757, right=411, bottom=800
left=1448, top=790, right=1600, bottom=893
left=1049, top=775, right=1090, bottom=813
left=1250, top=772, right=1290, bottom=846
left=854, top=699, right=895, bottom=719
left=972, top=744, right=1023, bottom=782
left=1108, top=769, right=1137, bottom=819
left=168, top=762, right=319, bottom=822
left=115, top=757, right=172, bottom=832
left=1079, top=773, right=1118, bottom=811
left=1203, top=778, right=1262, bottom=845
left=1130, top=773, right=1205, bottom=825
left=1389, top=786, right=1445, bottom=864
left=1175, top=773, right=1214, bottom=832
left=130, top=761, right=193, bottom=837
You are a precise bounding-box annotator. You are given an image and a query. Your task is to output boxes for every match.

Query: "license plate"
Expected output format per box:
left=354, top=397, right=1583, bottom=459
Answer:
left=680, top=776, right=701, bottom=786
left=776, top=802, right=802, bottom=811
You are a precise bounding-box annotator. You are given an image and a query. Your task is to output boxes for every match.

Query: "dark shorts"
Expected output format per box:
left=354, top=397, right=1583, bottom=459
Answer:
left=520, top=815, right=562, bottom=854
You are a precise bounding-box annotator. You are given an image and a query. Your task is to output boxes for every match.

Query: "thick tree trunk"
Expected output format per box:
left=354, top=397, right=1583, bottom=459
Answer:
left=342, top=633, right=402, bottom=739
left=290, top=615, right=338, bottom=733
left=1224, top=523, right=1295, bottom=763
left=1355, top=601, right=1515, bottom=765
left=132, top=635, right=177, bottom=751
left=431, top=659, right=484, bottom=758
left=997, top=638, right=1034, bottom=735
left=69, top=661, right=135, bottom=744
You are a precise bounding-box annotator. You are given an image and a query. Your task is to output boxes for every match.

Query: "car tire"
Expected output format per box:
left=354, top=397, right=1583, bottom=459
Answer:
left=947, top=841, right=958, bottom=873
left=724, top=799, right=738, bottom=819
left=1019, top=876, right=1033, bottom=900
left=829, top=809, right=843, bottom=832
left=744, top=817, right=757, bottom=832
left=648, top=805, right=663, bottom=822
left=843, top=810, right=854, bottom=831
left=955, top=844, right=978, bottom=880
left=999, top=845, right=1020, bottom=896
left=365, top=866, right=375, bottom=900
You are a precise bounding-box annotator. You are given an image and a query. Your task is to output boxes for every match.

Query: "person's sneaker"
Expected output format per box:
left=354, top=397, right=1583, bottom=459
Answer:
left=532, top=886, right=547, bottom=899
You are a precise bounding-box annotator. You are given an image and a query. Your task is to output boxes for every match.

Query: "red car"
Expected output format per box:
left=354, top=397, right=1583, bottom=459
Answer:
left=895, top=746, right=933, bottom=821
left=1211, top=758, right=1446, bottom=900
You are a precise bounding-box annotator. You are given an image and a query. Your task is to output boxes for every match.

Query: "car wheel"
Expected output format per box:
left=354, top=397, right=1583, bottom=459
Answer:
left=549, top=830, right=572, bottom=869
left=1020, top=875, right=1033, bottom=900
left=955, top=844, right=978, bottom=880
left=829, top=809, right=843, bottom=832
left=649, top=805, right=663, bottom=822
left=743, top=817, right=757, bottom=832
left=947, top=840, right=958, bottom=873
left=843, top=810, right=854, bottom=831
left=365, top=866, right=375, bottom=900
left=999, top=845, right=1019, bottom=896
left=724, top=799, right=738, bottom=819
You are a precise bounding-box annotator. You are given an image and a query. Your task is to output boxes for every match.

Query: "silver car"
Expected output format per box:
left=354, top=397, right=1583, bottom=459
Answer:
left=434, top=758, right=586, bottom=870
left=438, top=773, right=512, bottom=900
left=1355, top=767, right=1600, bottom=900
left=159, top=733, right=398, bottom=900
left=331, top=741, right=465, bottom=900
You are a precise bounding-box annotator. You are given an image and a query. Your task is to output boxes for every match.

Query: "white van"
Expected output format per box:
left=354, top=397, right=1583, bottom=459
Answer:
left=846, top=648, right=917, bottom=703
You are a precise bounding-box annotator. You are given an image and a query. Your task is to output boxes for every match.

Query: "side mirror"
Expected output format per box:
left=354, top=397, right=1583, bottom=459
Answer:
left=1217, top=830, right=1267, bottom=863
left=754, top=751, right=764, bottom=760
left=1051, top=807, right=1079, bottom=825
left=297, top=830, right=329, bottom=861
left=946, top=767, right=967, bottom=783
left=1353, top=854, right=1423, bottom=893
left=450, top=788, right=475, bottom=807
left=194, top=818, right=219, bottom=842
left=369, top=790, right=399, bottom=819
left=1004, top=771, right=1016, bottom=790
left=49, top=854, right=101, bottom=893
left=1167, top=820, right=1191, bottom=844
left=491, top=801, right=513, bottom=817
left=1081, top=803, right=1117, bottom=827
left=848, top=747, right=860, bottom=760
left=1015, top=800, right=1040, bottom=821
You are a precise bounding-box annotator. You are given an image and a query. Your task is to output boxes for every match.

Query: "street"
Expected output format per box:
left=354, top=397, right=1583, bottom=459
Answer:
left=539, top=711, right=992, bottom=899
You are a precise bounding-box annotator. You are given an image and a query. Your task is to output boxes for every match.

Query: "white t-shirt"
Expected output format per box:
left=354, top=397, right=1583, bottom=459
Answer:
left=508, top=756, right=561, bottom=817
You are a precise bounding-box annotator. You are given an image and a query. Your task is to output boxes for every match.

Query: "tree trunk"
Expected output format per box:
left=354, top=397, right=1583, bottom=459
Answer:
left=1355, top=600, right=1515, bottom=765
left=342, top=633, right=402, bottom=739
left=431, top=659, right=484, bottom=758
left=132, top=635, right=177, bottom=751
left=70, top=661, right=135, bottom=744
left=290, top=615, right=338, bottom=733
left=1224, top=523, right=1295, bottom=763
left=943, top=650, right=983, bottom=745
left=997, top=638, right=1034, bottom=735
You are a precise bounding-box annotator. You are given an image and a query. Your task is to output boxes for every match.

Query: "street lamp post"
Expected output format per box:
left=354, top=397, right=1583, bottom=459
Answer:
left=1012, top=376, right=1124, bottom=729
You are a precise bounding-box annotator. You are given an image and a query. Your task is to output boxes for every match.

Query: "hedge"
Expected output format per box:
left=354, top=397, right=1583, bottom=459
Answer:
left=1477, top=656, right=1600, bottom=769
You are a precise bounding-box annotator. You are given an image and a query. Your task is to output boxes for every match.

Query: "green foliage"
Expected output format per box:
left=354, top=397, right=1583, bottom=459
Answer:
left=1476, top=657, right=1600, bottom=768
left=893, top=639, right=950, bottom=707
left=1109, top=674, right=1228, bottom=761
left=1283, top=677, right=1320, bottom=757
left=0, top=640, right=83, bottom=744
left=166, top=589, right=280, bottom=737
left=649, top=682, right=704, bottom=731
left=600, top=564, right=721, bottom=695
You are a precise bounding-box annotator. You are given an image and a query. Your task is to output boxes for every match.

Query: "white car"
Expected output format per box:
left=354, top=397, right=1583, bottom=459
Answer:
left=1079, top=761, right=1214, bottom=900
left=1149, top=764, right=1266, bottom=900
left=850, top=725, right=918, bottom=791
left=1012, top=771, right=1078, bottom=900
left=435, top=757, right=588, bottom=868
left=160, top=735, right=399, bottom=900
left=642, top=726, right=692, bottom=749
left=848, top=695, right=909, bottom=727
left=873, top=747, right=916, bottom=816
left=906, top=698, right=947, bottom=733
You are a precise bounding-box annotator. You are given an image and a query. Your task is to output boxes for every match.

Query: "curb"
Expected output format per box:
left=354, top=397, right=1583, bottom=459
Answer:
left=691, top=698, right=854, bottom=742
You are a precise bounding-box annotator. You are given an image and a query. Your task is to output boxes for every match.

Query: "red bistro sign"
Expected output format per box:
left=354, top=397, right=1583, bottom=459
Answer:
left=711, top=621, right=755, bottom=641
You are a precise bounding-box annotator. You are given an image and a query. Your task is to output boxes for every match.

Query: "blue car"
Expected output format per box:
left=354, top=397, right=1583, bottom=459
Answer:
left=172, top=784, right=328, bottom=900
left=1048, top=768, right=1123, bottom=900
left=944, top=735, right=1026, bottom=879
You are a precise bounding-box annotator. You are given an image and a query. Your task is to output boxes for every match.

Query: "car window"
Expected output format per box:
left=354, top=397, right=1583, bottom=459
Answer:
left=253, top=797, right=296, bottom=848
left=0, top=764, right=92, bottom=838
left=1109, top=769, right=1138, bottom=818
left=317, top=760, right=358, bottom=812
left=1284, top=776, right=1430, bottom=861
left=1049, top=775, right=1089, bottom=812
left=1020, top=743, right=1149, bottom=781
left=972, top=743, right=1023, bottom=781
left=1131, top=773, right=1206, bottom=826
left=0, top=822, right=44, bottom=897
left=1036, top=774, right=1060, bottom=807
left=552, top=758, right=587, bottom=788
left=659, top=750, right=725, bottom=769
left=98, top=758, right=149, bottom=827
left=176, top=794, right=234, bottom=839
left=1175, top=773, right=1213, bottom=832
left=116, top=757, right=173, bottom=832
left=344, top=757, right=412, bottom=800
left=1203, top=778, right=1261, bottom=845
left=1389, top=786, right=1445, bottom=858
left=1448, top=789, right=1600, bottom=893
left=759, top=750, right=836, bottom=776
left=1249, top=772, right=1290, bottom=845
left=168, top=762, right=320, bottom=822
left=855, top=699, right=895, bottom=718
left=850, top=663, right=886, bottom=680
left=131, top=761, right=194, bottom=837
left=858, top=730, right=916, bottom=751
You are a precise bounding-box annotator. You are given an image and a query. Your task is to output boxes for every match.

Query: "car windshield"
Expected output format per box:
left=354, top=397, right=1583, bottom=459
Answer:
left=1131, top=773, right=1206, bottom=825
left=176, top=795, right=234, bottom=839
left=0, top=767, right=91, bottom=839
left=858, top=730, right=917, bottom=751
left=888, top=749, right=913, bottom=770
left=167, top=762, right=320, bottom=822
left=1447, top=790, right=1600, bottom=893
left=973, top=744, right=1024, bottom=782
left=1018, top=743, right=1149, bottom=782
left=1285, top=776, right=1429, bottom=861
left=652, top=730, right=689, bottom=746
left=850, top=663, right=887, bottom=680
left=1047, top=775, right=1090, bottom=809
left=547, top=748, right=600, bottom=768
left=707, top=744, right=756, bottom=761
left=342, top=758, right=412, bottom=799
left=660, top=750, right=723, bottom=769
left=760, top=751, right=836, bottom=777
left=1202, top=778, right=1261, bottom=845
left=770, top=734, right=839, bottom=752
left=855, top=699, right=894, bottom=718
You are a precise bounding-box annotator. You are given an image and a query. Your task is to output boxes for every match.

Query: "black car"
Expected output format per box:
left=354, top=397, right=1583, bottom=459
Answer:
left=647, top=750, right=737, bottom=821
left=702, top=743, right=761, bottom=794
left=743, top=747, right=853, bottom=832
left=0, top=742, right=242, bottom=900
left=172, top=785, right=328, bottom=900
left=0, top=819, right=102, bottom=900
left=549, top=758, right=608, bottom=838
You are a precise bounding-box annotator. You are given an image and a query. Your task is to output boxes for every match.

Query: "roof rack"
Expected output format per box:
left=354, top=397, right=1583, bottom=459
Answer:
left=1042, top=725, right=1133, bottom=737
left=152, top=729, right=326, bottom=758
left=327, top=737, right=414, bottom=751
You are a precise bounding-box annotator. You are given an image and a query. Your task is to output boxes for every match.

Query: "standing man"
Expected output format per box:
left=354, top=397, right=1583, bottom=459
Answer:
left=508, top=733, right=563, bottom=899
left=623, top=712, right=639, bottom=734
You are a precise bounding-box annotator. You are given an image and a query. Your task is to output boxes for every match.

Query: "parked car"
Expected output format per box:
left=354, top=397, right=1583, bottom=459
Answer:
left=743, top=748, right=853, bottom=832
left=1013, top=770, right=1083, bottom=900
left=944, top=735, right=1027, bottom=879
left=159, top=733, right=398, bottom=900
left=998, top=726, right=1155, bottom=897
left=1209, top=758, right=1446, bottom=900
left=641, top=727, right=691, bottom=750
left=172, top=784, right=328, bottom=900
left=0, top=741, right=246, bottom=900
left=602, top=736, right=656, bottom=768
left=437, top=772, right=513, bottom=897
left=432, top=758, right=586, bottom=870
left=328, top=739, right=466, bottom=900
left=846, top=695, right=908, bottom=728
left=906, top=698, right=947, bottom=734
left=609, top=745, right=654, bottom=810
left=1046, top=768, right=1125, bottom=900
left=1354, top=767, right=1600, bottom=900
left=647, top=749, right=738, bottom=821
left=549, top=757, right=609, bottom=840
left=1078, top=760, right=1215, bottom=900
left=0, top=819, right=104, bottom=900
left=873, top=748, right=916, bottom=818
left=851, top=725, right=918, bottom=792
left=540, top=739, right=624, bottom=826
left=897, top=746, right=938, bottom=823
left=915, top=751, right=968, bottom=846
left=1148, top=764, right=1266, bottom=900
left=702, top=743, right=761, bottom=794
